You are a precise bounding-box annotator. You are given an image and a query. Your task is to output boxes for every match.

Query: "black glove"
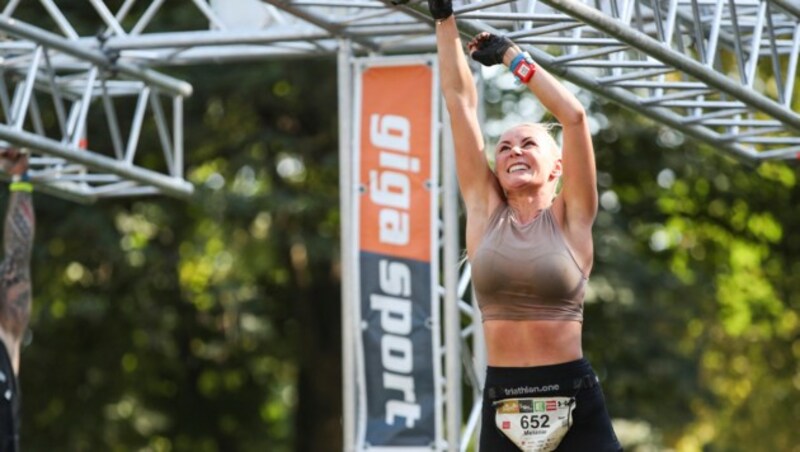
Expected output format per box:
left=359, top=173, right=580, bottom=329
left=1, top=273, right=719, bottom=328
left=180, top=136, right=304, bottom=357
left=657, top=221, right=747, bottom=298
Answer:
left=427, top=0, right=453, bottom=20
left=470, top=33, right=514, bottom=67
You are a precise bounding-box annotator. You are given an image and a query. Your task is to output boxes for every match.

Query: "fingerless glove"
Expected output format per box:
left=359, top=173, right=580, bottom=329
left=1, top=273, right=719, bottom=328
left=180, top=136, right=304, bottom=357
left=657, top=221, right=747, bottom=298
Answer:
left=471, top=34, right=513, bottom=66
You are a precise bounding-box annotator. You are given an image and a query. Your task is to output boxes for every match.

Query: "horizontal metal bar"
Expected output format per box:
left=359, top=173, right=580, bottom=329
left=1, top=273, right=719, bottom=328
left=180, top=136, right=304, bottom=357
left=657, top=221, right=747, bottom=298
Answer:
left=41, top=173, right=123, bottom=183
left=719, top=126, right=788, bottom=140
left=29, top=157, right=68, bottom=165
left=660, top=100, right=747, bottom=107
left=553, top=45, right=629, bottom=63
left=508, top=21, right=585, bottom=38
left=755, top=145, right=800, bottom=160
left=0, top=41, right=35, bottom=51
left=701, top=119, right=782, bottom=126
left=565, top=60, right=668, bottom=68
left=738, top=136, right=800, bottom=143
left=99, top=27, right=331, bottom=50
left=292, top=1, right=384, bottom=7
left=339, top=18, right=422, bottom=28
left=30, top=181, right=95, bottom=203
left=455, top=0, right=518, bottom=15
left=459, top=12, right=578, bottom=22
left=598, top=68, right=677, bottom=83
left=0, top=124, right=194, bottom=198
left=90, top=180, right=139, bottom=195
left=95, top=185, right=161, bottom=197
left=347, top=24, right=430, bottom=36
left=680, top=108, right=752, bottom=123
left=0, top=173, right=95, bottom=203
left=119, top=46, right=334, bottom=65
left=639, top=89, right=716, bottom=105
left=516, top=37, right=621, bottom=45
left=613, top=80, right=708, bottom=88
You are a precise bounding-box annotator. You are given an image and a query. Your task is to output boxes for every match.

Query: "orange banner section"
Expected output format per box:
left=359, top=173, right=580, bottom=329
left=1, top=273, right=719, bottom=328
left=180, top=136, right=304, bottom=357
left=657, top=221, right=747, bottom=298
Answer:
left=359, top=64, right=433, bottom=263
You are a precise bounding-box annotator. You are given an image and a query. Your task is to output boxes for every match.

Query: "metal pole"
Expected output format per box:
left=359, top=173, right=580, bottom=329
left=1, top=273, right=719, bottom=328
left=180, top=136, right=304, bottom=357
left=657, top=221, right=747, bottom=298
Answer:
left=337, top=38, right=356, bottom=452
left=123, top=87, right=151, bottom=164
left=442, top=105, right=461, bottom=452
left=173, top=96, right=184, bottom=179
left=12, top=46, right=42, bottom=130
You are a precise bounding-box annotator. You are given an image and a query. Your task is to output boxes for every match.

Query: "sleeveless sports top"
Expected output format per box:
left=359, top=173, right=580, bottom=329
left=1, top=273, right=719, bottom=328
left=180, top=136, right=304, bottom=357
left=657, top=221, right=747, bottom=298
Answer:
left=471, top=204, right=588, bottom=322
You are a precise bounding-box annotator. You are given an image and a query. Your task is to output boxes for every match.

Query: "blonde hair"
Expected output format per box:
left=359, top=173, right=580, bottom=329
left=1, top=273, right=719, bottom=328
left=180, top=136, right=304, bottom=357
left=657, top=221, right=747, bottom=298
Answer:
left=510, top=122, right=561, bottom=157
left=487, top=122, right=561, bottom=167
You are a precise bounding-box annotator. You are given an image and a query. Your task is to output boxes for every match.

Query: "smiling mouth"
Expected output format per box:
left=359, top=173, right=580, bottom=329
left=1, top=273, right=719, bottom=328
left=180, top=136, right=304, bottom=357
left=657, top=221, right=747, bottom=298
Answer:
left=507, top=163, right=530, bottom=173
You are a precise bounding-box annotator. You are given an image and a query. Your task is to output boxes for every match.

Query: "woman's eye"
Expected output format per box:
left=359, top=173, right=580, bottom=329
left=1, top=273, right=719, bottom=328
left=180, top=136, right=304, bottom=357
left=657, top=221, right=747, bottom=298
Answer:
left=500, top=146, right=510, bottom=152
left=523, top=141, right=535, bottom=148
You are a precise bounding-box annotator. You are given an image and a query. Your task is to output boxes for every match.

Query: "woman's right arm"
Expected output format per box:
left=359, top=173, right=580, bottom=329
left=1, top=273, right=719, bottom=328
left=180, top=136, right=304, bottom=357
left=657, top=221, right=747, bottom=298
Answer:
left=434, top=14, right=500, bottom=216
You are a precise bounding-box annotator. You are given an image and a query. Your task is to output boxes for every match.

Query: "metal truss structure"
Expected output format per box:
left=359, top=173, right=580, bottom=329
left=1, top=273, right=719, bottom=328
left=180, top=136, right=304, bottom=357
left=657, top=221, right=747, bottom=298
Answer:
left=2, top=1, right=797, bottom=450
left=0, top=3, right=196, bottom=202
left=1, top=0, right=796, bottom=202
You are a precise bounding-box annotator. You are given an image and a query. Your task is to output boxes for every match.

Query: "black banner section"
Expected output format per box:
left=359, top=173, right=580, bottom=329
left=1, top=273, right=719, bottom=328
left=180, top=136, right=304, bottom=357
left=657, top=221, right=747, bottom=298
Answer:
left=360, top=251, right=436, bottom=446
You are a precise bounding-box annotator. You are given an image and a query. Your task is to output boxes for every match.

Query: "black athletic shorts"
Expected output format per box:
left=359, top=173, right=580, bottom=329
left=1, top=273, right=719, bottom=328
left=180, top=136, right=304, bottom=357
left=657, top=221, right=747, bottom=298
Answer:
left=0, top=343, right=19, bottom=452
left=481, top=358, right=622, bottom=451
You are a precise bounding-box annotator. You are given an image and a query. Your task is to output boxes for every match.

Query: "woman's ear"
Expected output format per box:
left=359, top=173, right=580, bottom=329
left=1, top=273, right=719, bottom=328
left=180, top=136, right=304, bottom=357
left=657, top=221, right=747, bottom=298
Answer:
left=549, top=159, right=563, bottom=181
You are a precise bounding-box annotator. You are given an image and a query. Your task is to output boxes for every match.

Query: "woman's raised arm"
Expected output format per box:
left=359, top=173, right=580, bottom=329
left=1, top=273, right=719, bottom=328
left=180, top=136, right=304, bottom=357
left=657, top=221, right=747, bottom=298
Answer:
left=501, top=41, right=597, bottom=227
left=470, top=33, right=598, bottom=227
left=432, top=6, right=501, bottom=217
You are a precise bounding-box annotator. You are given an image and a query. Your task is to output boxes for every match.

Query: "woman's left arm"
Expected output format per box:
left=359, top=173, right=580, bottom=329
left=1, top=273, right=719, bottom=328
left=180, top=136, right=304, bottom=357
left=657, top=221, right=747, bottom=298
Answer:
left=502, top=45, right=598, bottom=228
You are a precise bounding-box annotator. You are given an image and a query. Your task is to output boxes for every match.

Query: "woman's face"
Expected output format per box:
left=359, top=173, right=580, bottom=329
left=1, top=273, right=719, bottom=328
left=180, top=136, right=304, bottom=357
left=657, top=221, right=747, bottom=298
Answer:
left=493, top=124, right=561, bottom=192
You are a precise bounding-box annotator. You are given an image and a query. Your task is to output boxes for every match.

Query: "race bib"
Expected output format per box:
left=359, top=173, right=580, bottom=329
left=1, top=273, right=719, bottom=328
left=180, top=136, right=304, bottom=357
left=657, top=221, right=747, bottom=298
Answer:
left=494, top=397, right=575, bottom=451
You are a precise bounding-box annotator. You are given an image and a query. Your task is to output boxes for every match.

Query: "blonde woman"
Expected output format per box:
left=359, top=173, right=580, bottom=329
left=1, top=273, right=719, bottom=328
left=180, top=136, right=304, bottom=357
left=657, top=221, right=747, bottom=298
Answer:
left=427, top=1, right=621, bottom=450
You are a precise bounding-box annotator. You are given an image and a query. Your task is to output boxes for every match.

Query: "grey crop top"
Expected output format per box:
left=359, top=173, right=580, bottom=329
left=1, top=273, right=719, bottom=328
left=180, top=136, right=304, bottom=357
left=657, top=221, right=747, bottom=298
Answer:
left=471, top=204, right=588, bottom=322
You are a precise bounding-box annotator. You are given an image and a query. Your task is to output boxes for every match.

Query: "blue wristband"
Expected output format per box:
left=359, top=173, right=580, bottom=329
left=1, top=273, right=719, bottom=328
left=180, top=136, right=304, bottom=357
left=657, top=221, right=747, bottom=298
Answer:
left=509, top=53, right=526, bottom=72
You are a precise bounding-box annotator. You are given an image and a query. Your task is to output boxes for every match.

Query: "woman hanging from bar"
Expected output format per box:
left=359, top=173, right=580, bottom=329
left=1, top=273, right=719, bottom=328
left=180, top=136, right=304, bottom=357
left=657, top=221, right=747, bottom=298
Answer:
left=427, top=1, right=621, bottom=450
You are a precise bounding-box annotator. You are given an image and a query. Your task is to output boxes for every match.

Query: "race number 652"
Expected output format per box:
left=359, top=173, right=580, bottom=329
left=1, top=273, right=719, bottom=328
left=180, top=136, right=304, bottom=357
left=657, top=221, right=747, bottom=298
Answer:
left=520, top=414, right=550, bottom=429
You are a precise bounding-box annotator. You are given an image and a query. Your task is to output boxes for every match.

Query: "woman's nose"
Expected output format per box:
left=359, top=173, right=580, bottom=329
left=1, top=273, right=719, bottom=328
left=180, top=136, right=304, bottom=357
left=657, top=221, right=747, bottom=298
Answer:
left=511, top=146, right=523, bottom=155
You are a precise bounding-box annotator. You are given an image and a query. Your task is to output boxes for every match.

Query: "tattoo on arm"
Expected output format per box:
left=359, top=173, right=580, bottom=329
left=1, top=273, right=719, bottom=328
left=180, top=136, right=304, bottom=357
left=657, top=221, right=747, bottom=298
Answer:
left=0, top=192, right=34, bottom=339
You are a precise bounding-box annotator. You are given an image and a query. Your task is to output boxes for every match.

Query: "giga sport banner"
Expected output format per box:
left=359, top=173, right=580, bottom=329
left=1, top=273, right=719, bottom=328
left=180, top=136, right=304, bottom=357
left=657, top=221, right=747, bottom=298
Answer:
left=353, top=57, right=441, bottom=449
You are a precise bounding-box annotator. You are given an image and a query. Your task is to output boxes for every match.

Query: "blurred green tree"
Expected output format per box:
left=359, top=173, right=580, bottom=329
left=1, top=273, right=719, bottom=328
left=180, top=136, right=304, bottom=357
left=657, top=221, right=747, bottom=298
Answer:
left=19, top=57, right=341, bottom=451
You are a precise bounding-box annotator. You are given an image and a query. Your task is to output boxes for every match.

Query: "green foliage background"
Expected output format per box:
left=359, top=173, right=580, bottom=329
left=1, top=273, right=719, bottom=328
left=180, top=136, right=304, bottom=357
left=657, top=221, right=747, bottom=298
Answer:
left=6, top=3, right=800, bottom=452
left=21, top=57, right=341, bottom=452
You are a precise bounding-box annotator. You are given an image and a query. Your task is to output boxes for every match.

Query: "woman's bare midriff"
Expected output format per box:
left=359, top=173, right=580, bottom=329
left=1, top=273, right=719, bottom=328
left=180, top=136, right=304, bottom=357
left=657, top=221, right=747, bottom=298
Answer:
left=483, top=319, right=583, bottom=367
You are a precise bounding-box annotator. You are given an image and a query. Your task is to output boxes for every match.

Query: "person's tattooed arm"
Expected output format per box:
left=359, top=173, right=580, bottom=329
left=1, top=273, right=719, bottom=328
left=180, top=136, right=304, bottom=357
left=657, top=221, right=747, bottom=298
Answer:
left=0, top=189, right=34, bottom=341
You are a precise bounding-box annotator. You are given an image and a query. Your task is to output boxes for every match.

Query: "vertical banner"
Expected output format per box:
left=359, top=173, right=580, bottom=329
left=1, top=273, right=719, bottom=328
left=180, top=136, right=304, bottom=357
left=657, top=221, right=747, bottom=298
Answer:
left=353, top=57, right=440, bottom=449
